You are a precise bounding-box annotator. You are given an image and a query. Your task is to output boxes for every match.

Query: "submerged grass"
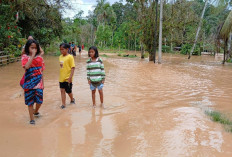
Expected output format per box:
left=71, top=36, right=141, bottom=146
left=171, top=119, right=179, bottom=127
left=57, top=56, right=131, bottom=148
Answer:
left=100, top=54, right=108, bottom=58
left=123, top=54, right=137, bottom=58
left=205, top=110, right=232, bottom=132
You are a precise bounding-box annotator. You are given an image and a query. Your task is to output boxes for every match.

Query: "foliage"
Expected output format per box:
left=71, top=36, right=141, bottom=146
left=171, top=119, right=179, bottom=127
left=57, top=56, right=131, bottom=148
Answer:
left=15, top=0, right=66, bottom=51
left=0, top=0, right=68, bottom=55
left=96, top=24, right=112, bottom=47
left=226, top=58, right=232, bottom=63
left=181, top=43, right=200, bottom=55
left=162, top=45, right=171, bottom=53
left=181, top=44, right=192, bottom=55
left=1, top=0, right=231, bottom=60
left=0, top=1, right=22, bottom=51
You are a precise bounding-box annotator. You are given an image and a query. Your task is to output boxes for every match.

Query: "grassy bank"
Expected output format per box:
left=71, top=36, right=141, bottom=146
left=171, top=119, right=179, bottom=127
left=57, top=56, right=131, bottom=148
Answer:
left=99, top=48, right=150, bottom=58
left=205, top=110, right=232, bottom=132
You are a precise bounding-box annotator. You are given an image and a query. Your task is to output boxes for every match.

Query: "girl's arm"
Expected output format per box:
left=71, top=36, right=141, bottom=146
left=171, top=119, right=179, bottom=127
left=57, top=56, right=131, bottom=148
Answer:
left=21, top=48, right=25, bottom=55
left=101, top=61, right=105, bottom=83
left=39, top=46, right=44, bottom=55
left=87, top=63, right=91, bottom=84
left=42, top=73, right=44, bottom=89
left=24, top=50, right=36, bottom=69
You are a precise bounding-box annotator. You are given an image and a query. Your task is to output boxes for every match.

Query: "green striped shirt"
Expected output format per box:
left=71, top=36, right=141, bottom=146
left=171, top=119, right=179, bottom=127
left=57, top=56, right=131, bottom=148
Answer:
left=86, top=58, right=105, bottom=82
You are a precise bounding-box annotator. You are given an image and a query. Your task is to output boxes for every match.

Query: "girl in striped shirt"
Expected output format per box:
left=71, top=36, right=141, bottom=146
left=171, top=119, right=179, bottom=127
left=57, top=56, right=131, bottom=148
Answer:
left=87, top=46, right=105, bottom=108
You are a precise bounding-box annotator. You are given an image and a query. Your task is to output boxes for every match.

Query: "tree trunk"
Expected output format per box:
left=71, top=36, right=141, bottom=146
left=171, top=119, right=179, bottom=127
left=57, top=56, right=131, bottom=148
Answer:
left=188, top=0, right=208, bottom=59
left=153, top=0, right=158, bottom=63
left=128, top=40, right=130, bottom=51
left=203, top=30, right=205, bottom=52
left=111, top=31, right=114, bottom=48
left=228, top=32, right=232, bottom=59
left=223, top=39, right=227, bottom=64
left=164, top=38, right=167, bottom=52
left=158, top=0, right=163, bottom=64
left=135, top=33, right=136, bottom=53
left=171, top=29, right=173, bottom=52
left=91, top=24, right=94, bottom=45
left=170, top=0, right=175, bottom=52
left=141, top=43, right=145, bottom=59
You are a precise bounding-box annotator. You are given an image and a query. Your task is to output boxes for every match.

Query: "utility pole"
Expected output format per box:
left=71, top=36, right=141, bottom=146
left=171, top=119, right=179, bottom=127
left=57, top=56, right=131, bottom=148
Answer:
left=158, top=0, right=163, bottom=64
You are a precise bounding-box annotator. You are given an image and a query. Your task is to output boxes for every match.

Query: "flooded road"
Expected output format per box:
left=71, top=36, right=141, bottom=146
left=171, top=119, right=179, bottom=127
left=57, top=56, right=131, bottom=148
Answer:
left=1, top=52, right=232, bottom=157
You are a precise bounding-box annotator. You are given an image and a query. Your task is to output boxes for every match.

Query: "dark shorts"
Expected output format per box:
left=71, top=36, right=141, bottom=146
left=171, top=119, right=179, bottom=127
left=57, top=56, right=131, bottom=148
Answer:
left=24, top=89, right=43, bottom=106
left=59, top=82, right=73, bottom=94
left=72, top=51, right=76, bottom=56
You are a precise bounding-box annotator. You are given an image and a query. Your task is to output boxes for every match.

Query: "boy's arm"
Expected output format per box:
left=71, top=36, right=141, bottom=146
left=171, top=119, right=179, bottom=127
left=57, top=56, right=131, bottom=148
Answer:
left=68, top=67, right=75, bottom=83
left=68, top=56, right=75, bottom=83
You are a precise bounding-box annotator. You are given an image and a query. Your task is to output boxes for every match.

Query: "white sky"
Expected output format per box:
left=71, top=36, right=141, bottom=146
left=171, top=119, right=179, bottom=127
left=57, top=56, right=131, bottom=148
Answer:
left=62, top=0, right=126, bottom=19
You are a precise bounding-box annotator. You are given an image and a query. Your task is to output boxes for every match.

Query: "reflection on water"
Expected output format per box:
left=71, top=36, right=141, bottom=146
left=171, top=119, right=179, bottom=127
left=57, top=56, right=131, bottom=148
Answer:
left=1, top=52, right=232, bottom=156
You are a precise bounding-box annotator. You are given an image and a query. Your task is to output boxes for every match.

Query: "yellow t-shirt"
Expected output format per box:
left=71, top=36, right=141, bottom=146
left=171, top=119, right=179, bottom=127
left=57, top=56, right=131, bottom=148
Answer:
left=59, top=54, right=75, bottom=82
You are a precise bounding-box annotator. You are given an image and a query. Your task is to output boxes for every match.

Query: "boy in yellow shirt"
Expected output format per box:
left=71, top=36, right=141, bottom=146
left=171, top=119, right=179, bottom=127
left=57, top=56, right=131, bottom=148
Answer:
left=59, top=43, right=75, bottom=109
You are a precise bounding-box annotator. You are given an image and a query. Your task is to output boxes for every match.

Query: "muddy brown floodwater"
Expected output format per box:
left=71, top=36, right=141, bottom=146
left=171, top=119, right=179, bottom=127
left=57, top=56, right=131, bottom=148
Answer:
left=0, top=51, right=232, bottom=157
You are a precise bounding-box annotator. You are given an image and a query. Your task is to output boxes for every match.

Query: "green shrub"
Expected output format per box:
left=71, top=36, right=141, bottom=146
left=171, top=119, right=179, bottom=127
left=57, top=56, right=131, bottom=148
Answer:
left=4, top=45, right=17, bottom=54
left=181, top=44, right=191, bottom=55
left=14, top=49, right=21, bottom=57
left=144, top=52, right=149, bottom=58
left=162, top=45, right=171, bottom=52
left=226, top=58, right=232, bottom=63
left=181, top=44, right=200, bottom=55
left=123, top=54, right=137, bottom=58
left=55, top=51, right=61, bottom=56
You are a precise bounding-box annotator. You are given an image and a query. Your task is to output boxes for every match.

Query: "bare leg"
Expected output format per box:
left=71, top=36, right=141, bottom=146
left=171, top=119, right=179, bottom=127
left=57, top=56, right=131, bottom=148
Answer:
left=34, top=104, right=41, bottom=114
left=60, top=88, right=66, bottom=106
left=68, top=92, right=74, bottom=101
left=98, top=89, right=103, bottom=104
left=92, top=89, right=96, bottom=106
left=28, top=105, right=34, bottom=121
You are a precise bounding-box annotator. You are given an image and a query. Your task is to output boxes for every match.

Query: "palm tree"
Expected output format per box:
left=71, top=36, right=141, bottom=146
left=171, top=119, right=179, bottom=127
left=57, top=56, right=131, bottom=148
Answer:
left=216, top=10, right=232, bottom=63
left=95, top=0, right=115, bottom=26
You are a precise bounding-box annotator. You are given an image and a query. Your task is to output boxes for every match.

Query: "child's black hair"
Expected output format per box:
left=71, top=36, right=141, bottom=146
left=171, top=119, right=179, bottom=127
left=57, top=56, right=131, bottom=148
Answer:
left=88, top=46, right=99, bottom=58
left=60, top=43, right=70, bottom=49
left=25, top=39, right=40, bottom=56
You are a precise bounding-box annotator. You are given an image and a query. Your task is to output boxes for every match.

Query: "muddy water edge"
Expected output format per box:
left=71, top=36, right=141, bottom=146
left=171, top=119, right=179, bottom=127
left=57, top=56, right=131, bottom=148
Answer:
left=0, top=52, right=232, bottom=157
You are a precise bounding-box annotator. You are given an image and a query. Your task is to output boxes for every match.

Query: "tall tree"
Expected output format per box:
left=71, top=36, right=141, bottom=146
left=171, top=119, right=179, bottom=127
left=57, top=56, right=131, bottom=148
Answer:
left=188, top=0, right=208, bottom=59
left=153, top=0, right=158, bottom=63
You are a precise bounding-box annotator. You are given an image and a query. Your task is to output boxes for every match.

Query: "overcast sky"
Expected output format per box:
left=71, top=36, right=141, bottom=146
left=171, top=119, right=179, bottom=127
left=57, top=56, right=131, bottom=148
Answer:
left=62, top=0, right=126, bottom=19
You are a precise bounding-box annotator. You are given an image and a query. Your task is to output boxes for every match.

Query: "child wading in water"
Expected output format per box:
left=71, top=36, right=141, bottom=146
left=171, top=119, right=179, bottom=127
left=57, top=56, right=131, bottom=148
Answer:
left=59, top=43, right=75, bottom=109
left=87, top=46, right=105, bottom=108
left=21, top=39, right=45, bottom=125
